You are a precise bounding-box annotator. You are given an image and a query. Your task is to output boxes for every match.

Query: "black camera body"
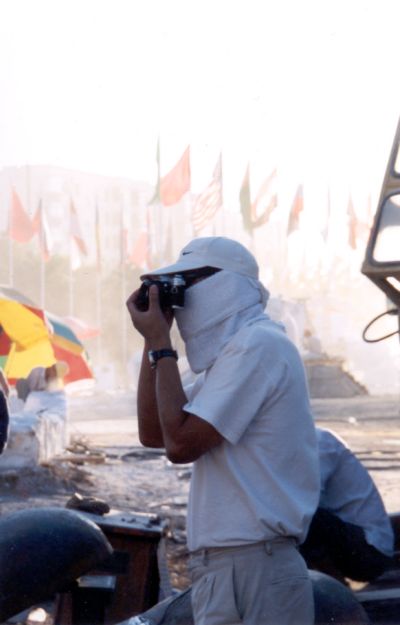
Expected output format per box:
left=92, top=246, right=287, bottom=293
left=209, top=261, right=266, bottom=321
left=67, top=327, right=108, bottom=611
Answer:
left=136, top=274, right=186, bottom=311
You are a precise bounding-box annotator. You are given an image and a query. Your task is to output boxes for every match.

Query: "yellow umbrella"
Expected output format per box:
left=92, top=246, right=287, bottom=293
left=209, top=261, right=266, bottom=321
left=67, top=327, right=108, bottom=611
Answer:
left=0, top=287, right=56, bottom=381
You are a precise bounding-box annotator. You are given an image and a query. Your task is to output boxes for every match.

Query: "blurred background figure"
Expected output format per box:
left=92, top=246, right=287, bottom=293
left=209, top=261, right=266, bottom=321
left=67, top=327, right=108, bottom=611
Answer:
left=300, top=427, right=396, bottom=584
left=16, top=361, right=69, bottom=403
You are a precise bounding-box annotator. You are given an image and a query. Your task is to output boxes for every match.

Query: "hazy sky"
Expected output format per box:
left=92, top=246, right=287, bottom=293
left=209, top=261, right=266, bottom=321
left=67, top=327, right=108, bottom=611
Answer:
left=1, top=0, right=400, bottom=205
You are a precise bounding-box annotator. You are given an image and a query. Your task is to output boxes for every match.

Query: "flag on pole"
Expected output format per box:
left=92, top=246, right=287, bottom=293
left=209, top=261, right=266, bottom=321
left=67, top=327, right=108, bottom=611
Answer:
left=287, top=184, right=304, bottom=234
left=160, top=146, right=191, bottom=206
left=192, top=154, right=223, bottom=234
left=347, top=195, right=357, bottom=249
left=9, top=187, right=35, bottom=243
left=95, top=204, right=101, bottom=271
left=70, top=200, right=88, bottom=256
left=240, top=166, right=277, bottom=233
left=321, top=187, right=331, bottom=242
left=148, top=137, right=161, bottom=205
left=359, top=195, right=373, bottom=242
left=251, top=168, right=277, bottom=229
left=120, top=207, right=128, bottom=266
left=33, top=200, right=53, bottom=261
left=239, top=164, right=252, bottom=233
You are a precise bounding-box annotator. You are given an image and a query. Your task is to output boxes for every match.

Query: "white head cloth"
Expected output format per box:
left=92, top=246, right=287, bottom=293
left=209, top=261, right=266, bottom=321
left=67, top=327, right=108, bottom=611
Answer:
left=175, top=270, right=269, bottom=373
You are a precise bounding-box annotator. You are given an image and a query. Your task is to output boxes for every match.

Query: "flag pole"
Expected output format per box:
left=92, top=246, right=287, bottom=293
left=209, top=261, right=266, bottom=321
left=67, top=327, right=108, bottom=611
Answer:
left=8, top=235, right=13, bottom=286
left=95, top=203, right=102, bottom=366
left=39, top=202, right=45, bottom=309
left=8, top=184, right=13, bottom=285
left=96, top=271, right=102, bottom=365
left=69, top=240, right=74, bottom=316
left=6, top=177, right=13, bottom=285
left=121, top=256, right=128, bottom=386
left=120, top=205, right=128, bottom=386
left=40, top=240, right=45, bottom=308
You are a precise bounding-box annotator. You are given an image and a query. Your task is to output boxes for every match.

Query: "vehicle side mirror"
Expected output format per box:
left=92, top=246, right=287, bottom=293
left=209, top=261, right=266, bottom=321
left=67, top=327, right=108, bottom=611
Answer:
left=362, top=121, right=400, bottom=311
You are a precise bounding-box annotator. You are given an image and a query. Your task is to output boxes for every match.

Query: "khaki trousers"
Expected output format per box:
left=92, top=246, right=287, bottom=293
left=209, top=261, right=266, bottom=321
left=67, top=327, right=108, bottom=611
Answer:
left=188, top=539, right=314, bottom=625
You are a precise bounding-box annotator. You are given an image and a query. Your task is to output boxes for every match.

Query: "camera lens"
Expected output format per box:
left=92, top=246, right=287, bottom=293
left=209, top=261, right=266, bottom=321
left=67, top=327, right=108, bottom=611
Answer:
left=170, top=275, right=185, bottom=308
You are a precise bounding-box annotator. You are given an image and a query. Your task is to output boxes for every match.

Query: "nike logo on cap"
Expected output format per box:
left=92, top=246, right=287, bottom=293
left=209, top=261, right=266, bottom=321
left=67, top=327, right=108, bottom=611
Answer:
left=182, top=251, right=193, bottom=255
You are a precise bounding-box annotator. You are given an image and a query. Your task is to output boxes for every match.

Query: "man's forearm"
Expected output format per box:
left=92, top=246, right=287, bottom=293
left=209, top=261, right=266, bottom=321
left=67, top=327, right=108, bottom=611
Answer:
left=137, top=344, right=164, bottom=447
left=153, top=356, right=192, bottom=461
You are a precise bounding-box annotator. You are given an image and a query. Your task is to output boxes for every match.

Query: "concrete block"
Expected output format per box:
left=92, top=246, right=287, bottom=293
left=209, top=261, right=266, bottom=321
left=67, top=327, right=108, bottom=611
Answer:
left=0, top=391, right=69, bottom=470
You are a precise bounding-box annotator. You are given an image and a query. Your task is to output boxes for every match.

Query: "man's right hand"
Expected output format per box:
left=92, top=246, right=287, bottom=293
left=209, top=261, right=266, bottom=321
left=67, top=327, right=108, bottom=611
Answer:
left=126, top=285, right=173, bottom=348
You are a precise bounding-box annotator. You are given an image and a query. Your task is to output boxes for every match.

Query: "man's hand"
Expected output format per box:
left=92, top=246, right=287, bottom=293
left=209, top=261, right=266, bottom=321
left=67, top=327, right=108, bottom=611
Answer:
left=126, top=285, right=173, bottom=348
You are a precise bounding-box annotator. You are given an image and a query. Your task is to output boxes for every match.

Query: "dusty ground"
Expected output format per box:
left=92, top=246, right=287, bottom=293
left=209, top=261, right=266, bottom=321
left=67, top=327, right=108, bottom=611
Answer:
left=0, top=447, right=192, bottom=592
left=0, top=392, right=399, bottom=622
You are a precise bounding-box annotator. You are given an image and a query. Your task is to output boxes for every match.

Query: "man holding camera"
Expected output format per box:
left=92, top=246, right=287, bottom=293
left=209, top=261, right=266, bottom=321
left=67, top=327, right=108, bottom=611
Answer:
left=126, top=236, right=319, bottom=625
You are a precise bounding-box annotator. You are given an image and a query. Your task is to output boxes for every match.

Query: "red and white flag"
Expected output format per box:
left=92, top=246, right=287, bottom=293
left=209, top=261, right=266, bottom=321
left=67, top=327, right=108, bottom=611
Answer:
left=287, top=184, right=304, bottom=235
left=33, top=200, right=53, bottom=261
left=160, top=146, right=191, bottom=206
left=9, top=187, right=35, bottom=243
left=70, top=200, right=88, bottom=256
left=192, top=154, right=223, bottom=234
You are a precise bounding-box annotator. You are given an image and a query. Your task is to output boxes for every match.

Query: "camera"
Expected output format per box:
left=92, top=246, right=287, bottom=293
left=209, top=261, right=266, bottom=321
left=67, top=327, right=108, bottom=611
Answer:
left=135, top=274, right=186, bottom=311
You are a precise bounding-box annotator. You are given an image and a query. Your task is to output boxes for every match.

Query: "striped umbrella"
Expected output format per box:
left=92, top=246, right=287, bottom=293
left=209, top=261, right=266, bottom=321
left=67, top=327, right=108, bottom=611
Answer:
left=46, top=313, right=93, bottom=384
left=0, top=285, right=55, bottom=382
left=0, top=285, right=93, bottom=384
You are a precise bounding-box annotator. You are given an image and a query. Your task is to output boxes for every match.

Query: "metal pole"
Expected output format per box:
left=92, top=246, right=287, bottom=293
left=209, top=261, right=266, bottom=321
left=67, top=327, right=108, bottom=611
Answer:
left=96, top=268, right=102, bottom=365
left=120, top=202, right=128, bottom=387
left=8, top=236, right=13, bottom=286
left=69, top=241, right=74, bottom=316
left=39, top=201, right=45, bottom=309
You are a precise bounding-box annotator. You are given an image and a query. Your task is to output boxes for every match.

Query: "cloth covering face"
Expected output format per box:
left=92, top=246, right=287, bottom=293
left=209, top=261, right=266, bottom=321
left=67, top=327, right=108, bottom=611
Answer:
left=317, top=428, right=394, bottom=556
left=175, top=270, right=270, bottom=373
left=184, top=317, right=320, bottom=552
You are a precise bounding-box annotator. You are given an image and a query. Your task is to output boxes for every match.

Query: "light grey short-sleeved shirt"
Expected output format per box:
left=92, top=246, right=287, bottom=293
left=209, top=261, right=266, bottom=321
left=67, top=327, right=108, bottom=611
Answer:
left=184, top=318, right=320, bottom=552
left=317, top=428, right=394, bottom=556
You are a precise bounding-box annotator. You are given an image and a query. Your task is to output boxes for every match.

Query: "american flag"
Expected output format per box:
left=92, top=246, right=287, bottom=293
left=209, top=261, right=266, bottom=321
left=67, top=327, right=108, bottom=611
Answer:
left=192, top=154, right=223, bottom=234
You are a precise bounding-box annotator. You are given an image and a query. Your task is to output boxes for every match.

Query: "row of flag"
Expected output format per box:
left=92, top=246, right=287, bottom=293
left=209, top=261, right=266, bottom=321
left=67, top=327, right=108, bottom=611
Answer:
left=5, top=143, right=372, bottom=272
left=147, top=142, right=279, bottom=235
left=8, top=188, right=88, bottom=263
left=137, top=142, right=372, bottom=246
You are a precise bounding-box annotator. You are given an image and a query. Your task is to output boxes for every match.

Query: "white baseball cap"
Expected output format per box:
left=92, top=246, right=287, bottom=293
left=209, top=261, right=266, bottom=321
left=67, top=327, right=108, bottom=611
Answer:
left=141, top=236, right=260, bottom=280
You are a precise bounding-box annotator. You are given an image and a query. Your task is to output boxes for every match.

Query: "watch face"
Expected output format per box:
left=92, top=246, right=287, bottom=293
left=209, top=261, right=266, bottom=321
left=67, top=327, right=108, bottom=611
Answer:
left=148, top=350, right=156, bottom=367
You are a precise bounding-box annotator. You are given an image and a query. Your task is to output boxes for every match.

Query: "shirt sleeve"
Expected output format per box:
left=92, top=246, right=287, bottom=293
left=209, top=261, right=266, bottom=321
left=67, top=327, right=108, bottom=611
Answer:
left=183, top=330, right=289, bottom=444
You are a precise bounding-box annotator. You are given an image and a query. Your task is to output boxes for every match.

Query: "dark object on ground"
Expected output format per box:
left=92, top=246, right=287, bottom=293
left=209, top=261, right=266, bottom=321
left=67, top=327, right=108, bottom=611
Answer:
left=311, top=571, right=371, bottom=624
left=128, top=570, right=370, bottom=624
left=66, top=491, right=111, bottom=515
left=57, top=508, right=167, bottom=624
left=0, top=506, right=113, bottom=622
left=0, top=389, right=9, bottom=454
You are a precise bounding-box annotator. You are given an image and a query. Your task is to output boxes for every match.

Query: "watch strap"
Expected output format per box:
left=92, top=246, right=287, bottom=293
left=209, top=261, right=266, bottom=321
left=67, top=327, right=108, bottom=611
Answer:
left=148, top=348, right=178, bottom=369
